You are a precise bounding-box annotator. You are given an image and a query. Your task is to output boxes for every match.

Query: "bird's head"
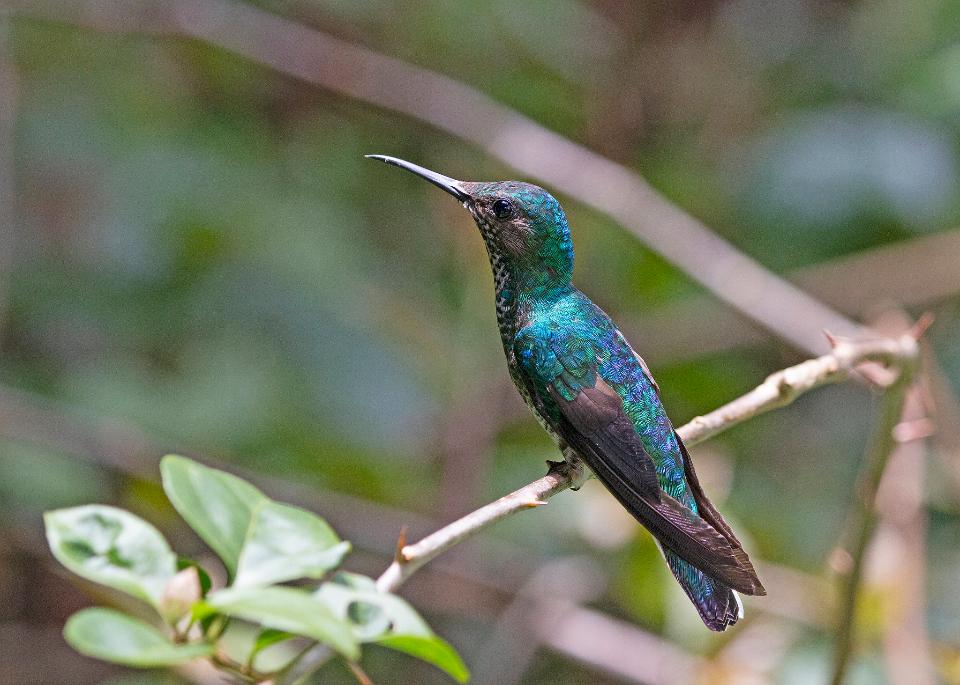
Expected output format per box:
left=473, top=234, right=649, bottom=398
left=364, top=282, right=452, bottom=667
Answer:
left=367, top=155, right=574, bottom=294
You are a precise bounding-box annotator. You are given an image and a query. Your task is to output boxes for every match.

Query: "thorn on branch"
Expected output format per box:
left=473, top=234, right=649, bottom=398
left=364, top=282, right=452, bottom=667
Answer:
left=824, top=329, right=839, bottom=348
left=892, top=417, right=936, bottom=443
left=525, top=500, right=548, bottom=508
left=394, top=526, right=408, bottom=563
left=909, top=312, right=935, bottom=341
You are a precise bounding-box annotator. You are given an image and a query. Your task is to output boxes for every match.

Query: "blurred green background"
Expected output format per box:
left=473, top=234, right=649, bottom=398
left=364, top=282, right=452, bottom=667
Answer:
left=2, top=1, right=960, bottom=683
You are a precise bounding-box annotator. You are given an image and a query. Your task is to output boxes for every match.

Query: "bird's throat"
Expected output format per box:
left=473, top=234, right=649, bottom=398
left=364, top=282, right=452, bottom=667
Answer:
left=484, top=242, right=571, bottom=352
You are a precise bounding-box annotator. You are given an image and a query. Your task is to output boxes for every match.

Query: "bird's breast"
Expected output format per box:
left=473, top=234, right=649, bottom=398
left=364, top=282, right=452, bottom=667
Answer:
left=505, top=353, right=565, bottom=449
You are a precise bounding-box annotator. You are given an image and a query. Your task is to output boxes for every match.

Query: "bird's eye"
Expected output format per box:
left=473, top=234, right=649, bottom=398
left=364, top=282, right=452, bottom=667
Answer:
left=492, top=199, right=514, bottom=219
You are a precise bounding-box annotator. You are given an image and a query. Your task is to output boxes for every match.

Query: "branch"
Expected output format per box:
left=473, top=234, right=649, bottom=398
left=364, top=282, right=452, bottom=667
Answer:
left=876, top=389, right=935, bottom=685
left=471, top=557, right=607, bottom=685
left=627, top=228, right=960, bottom=365
left=537, top=604, right=704, bottom=685
left=830, top=337, right=921, bottom=685
left=282, top=331, right=922, bottom=684
left=378, top=332, right=920, bottom=595
left=679, top=334, right=912, bottom=444
left=8, top=0, right=872, bottom=354
left=376, top=462, right=569, bottom=593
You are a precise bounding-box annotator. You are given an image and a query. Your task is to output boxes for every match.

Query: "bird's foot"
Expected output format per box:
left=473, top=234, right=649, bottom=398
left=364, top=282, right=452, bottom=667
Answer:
left=566, top=457, right=587, bottom=491
left=546, top=453, right=588, bottom=490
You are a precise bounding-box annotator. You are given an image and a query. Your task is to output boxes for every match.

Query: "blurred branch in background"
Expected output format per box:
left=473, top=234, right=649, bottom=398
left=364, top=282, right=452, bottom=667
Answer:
left=538, top=604, right=704, bottom=685
left=8, top=0, right=871, bottom=355
left=436, top=380, right=517, bottom=519
left=872, top=312, right=937, bottom=685
left=922, top=347, right=960, bottom=497
left=875, top=390, right=934, bottom=685
left=713, top=616, right=804, bottom=684
left=630, top=228, right=960, bottom=364
left=471, top=557, right=607, bottom=685
left=0, top=384, right=441, bottom=553
left=829, top=318, right=923, bottom=685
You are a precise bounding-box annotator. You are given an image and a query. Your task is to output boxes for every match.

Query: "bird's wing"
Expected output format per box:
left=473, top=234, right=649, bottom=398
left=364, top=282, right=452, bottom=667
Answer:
left=514, top=328, right=764, bottom=595
left=675, top=434, right=748, bottom=551
left=551, top=371, right=662, bottom=501
left=616, top=330, right=751, bottom=553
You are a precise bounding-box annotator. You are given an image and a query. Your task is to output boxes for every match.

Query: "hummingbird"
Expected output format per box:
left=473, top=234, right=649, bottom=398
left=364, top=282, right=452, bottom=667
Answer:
left=366, top=155, right=765, bottom=630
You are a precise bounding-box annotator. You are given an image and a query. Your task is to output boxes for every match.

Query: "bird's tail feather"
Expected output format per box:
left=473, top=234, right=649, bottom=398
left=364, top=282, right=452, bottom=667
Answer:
left=660, top=545, right=743, bottom=631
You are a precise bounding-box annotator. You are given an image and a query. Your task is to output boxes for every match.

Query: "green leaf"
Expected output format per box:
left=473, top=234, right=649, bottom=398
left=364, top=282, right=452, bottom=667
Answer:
left=317, top=574, right=427, bottom=636
left=161, top=456, right=350, bottom=586
left=64, top=608, right=213, bottom=667
left=234, top=501, right=351, bottom=588
left=160, top=455, right=267, bottom=575
left=375, top=635, right=470, bottom=683
left=44, top=505, right=177, bottom=609
left=250, top=628, right=295, bottom=657
left=203, top=586, right=359, bottom=659
left=317, top=573, right=469, bottom=682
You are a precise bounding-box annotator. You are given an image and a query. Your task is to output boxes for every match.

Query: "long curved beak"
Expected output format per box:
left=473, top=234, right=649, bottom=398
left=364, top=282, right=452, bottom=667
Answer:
left=365, top=155, right=470, bottom=202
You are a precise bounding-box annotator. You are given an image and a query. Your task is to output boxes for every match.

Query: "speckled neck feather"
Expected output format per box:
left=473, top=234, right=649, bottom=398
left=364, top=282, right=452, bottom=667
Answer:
left=463, top=182, right=575, bottom=350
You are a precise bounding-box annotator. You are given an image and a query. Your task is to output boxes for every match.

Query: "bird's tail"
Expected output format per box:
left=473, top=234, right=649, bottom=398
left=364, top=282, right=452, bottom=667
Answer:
left=661, top=545, right=743, bottom=631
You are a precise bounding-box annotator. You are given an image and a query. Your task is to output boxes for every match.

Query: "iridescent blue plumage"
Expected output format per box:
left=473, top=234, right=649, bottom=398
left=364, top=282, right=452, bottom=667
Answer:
left=512, top=290, right=749, bottom=629
left=367, top=155, right=764, bottom=631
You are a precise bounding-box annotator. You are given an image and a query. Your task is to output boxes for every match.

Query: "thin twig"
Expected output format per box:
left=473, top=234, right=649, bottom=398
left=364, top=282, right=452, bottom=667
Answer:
left=375, top=463, right=566, bottom=594
left=869, top=312, right=936, bottom=685
left=345, top=660, right=374, bottom=685
left=282, top=332, right=921, bottom=684
left=679, top=335, right=910, bottom=444
left=921, top=347, right=960, bottom=498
